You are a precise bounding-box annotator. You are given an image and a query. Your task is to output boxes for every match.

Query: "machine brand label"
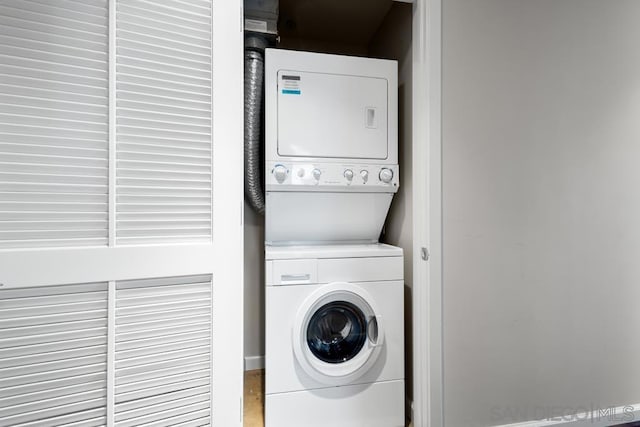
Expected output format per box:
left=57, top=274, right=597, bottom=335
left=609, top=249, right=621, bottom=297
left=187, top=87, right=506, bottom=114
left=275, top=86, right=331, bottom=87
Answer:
left=281, top=75, right=301, bottom=95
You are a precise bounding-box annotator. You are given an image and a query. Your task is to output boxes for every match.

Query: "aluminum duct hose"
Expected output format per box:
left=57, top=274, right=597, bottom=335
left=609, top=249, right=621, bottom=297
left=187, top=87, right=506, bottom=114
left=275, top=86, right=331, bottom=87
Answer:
left=244, top=43, right=266, bottom=215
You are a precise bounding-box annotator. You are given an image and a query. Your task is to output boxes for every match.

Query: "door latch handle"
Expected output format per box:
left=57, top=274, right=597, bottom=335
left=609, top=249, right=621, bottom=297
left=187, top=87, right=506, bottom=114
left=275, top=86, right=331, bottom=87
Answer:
left=368, top=315, right=383, bottom=347
left=280, top=274, right=311, bottom=283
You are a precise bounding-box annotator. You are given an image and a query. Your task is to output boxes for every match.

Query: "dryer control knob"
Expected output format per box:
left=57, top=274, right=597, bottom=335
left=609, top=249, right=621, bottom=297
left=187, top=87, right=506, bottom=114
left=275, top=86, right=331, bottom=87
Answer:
left=360, top=170, right=369, bottom=183
left=273, top=164, right=288, bottom=183
left=344, top=169, right=354, bottom=181
left=312, top=168, right=322, bottom=181
left=379, top=168, right=394, bottom=184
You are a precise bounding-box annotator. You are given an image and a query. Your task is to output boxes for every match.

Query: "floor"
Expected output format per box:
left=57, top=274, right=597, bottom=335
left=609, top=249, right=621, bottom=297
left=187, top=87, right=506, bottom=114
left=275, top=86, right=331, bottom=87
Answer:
left=243, top=370, right=264, bottom=427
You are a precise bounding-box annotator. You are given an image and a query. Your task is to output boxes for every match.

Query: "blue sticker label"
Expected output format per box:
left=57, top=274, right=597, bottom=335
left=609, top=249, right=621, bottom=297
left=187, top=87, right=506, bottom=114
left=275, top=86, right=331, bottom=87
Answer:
left=282, top=89, right=301, bottom=95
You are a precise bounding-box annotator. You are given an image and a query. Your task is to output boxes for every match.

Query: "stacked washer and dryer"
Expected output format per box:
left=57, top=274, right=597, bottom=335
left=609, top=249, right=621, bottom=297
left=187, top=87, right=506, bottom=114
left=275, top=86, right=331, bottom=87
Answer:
left=263, top=49, right=405, bottom=427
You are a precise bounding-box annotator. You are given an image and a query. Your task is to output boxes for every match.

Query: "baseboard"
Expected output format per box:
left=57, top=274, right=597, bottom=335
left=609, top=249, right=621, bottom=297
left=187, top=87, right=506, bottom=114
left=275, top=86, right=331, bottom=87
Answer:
left=244, top=355, right=265, bottom=371
left=494, top=402, right=640, bottom=427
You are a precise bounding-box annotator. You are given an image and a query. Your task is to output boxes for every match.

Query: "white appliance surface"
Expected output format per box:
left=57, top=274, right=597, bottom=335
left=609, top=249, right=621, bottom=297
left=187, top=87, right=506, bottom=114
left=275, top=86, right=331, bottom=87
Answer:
left=265, top=243, right=403, bottom=260
left=265, top=49, right=398, bottom=165
left=266, top=243, right=404, bottom=286
left=265, top=192, right=394, bottom=245
left=264, top=245, right=404, bottom=426
left=266, top=280, right=404, bottom=392
left=277, top=70, right=388, bottom=160
left=264, top=49, right=399, bottom=245
left=265, top=380, right=405, bottom=427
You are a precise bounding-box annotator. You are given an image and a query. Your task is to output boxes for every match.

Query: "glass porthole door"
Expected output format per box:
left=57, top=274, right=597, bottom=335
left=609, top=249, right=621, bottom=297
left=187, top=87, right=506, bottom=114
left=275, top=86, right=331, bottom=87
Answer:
left=293, top=282, right=385, bottom=385
left=307, top=301, right=368, bottom=364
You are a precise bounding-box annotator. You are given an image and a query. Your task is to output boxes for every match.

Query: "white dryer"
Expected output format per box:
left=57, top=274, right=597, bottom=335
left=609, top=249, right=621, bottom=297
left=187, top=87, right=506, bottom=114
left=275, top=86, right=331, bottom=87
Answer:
left=264, top=49, right=399, bottom=245
left=265, top=244, right=405, bottom=427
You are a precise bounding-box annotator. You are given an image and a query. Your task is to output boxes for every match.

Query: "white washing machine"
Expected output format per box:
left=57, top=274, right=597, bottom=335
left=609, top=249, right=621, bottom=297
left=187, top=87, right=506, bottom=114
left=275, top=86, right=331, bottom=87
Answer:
left=264, top=49, right=399, bottom=245
left=265, top=244, right=405, bottom=427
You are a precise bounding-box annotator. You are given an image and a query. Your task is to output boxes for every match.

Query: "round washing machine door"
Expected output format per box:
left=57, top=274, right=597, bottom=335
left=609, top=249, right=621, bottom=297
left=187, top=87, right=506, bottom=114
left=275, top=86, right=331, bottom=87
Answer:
left=292, top=282, right=385, bottom=386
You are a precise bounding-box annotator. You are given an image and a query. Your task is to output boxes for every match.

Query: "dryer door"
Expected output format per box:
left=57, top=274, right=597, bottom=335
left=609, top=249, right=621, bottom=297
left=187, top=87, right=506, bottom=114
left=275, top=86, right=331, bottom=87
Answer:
left=277, top=70, right=389, bottom=160
left=293, top=282, right=384, bottom=386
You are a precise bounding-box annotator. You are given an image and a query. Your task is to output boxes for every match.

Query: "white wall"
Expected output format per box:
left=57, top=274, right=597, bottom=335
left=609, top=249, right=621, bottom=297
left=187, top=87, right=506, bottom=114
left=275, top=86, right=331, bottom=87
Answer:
left=244, top=201, right=264, bottom=368
left=442, top=1, right=640, bottom=425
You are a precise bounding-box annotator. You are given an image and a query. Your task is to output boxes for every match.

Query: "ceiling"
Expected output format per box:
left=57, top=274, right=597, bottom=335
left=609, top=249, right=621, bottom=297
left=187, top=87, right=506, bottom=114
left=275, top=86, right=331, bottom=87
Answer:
left=278, top=0, right=394, bottom=46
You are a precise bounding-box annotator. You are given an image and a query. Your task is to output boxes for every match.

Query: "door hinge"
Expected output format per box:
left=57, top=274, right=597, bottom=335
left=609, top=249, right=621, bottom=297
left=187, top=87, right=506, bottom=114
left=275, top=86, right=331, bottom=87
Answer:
left=421, top=247, right=429, bottom=261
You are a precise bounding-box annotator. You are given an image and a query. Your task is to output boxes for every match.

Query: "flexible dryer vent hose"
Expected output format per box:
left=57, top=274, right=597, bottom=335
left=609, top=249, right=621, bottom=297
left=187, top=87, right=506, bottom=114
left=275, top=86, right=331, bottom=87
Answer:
left=244, top=36, right=268, bottom=215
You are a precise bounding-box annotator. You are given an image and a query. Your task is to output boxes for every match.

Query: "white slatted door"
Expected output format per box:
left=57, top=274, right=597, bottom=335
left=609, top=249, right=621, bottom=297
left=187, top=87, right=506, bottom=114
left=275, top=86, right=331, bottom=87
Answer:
left=0, top=0, right=109, bottom=248
left=0, top=0, right=244, bottom=426
left=0, top=282, right=109, bottom=427
left=114, top=275, right=212, bottom=426
left=115, top=0, right=213, bottom=245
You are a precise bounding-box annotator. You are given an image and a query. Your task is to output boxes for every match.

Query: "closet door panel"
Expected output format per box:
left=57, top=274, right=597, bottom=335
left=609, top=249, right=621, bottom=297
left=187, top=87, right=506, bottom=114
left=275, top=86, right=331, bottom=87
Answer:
left=114, top=275, right=213, bottom=426
left=115, top=0, right=213, bottom=246
left=0, top=282, right=108, bottom=426
left=0, top=0, right=109, bottom=250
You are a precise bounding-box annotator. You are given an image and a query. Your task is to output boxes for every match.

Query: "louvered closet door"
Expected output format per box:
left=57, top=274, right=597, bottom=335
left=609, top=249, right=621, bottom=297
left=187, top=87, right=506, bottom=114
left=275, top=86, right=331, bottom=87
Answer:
left=114, top=275, right=213, bottom=426
left=0, top=282, right=109, bottom=427
left=0, top=0, right=109, bottom=249
left=0, top=0, right=213, bottom=249
left=0, top=0, right=243, bottom=425
left=115, top=0, right=213, bottom=245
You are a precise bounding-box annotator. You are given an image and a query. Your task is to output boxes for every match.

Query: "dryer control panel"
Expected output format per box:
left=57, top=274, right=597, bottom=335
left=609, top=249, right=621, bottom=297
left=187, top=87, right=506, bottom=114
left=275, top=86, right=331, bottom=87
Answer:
left=266, top=161, right=399, bottom=192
